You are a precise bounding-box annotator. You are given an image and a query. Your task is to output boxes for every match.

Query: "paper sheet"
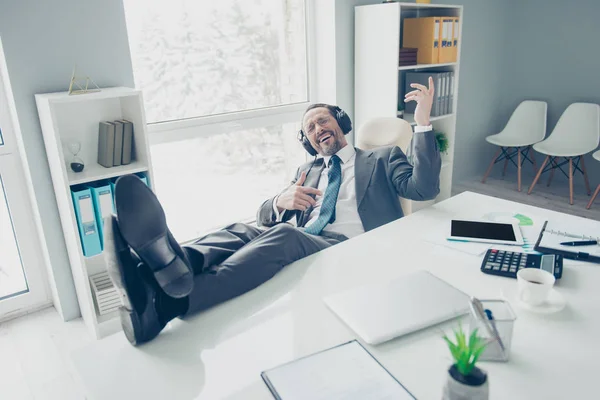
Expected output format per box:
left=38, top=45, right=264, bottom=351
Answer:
left=262, top=341, right=413, bottom=400
left=539, top=222, right=600, bottom=257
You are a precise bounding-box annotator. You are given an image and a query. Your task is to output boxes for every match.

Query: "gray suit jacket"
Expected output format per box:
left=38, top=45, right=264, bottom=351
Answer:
left=257, top=130, right=441, bottom=233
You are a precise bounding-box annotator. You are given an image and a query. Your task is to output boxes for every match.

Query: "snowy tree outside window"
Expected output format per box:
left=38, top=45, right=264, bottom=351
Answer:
left=124, top=0, right=310, bottom=241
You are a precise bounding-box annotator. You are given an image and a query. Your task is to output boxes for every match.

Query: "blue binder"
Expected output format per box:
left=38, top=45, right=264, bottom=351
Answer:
left=71, top=187, right=102, bottom=257
left=89, top=182, right=115, bottom=249
left=135, top=172, right=151, bottom=188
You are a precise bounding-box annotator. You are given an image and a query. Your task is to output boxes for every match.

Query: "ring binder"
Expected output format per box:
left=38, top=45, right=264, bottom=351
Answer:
left=534, top=221, right=600, bottom=264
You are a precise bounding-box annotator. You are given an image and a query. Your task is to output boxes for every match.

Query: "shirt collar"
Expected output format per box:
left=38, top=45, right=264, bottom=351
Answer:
left=323, top=144, right=355, bottom=167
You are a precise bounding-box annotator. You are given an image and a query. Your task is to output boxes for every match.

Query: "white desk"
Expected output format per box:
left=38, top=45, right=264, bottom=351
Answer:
left=72, top=192, right=600, bottom=399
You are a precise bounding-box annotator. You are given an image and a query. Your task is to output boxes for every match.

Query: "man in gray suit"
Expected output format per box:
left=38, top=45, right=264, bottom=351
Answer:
left=106, top=77, right=440, bottom=345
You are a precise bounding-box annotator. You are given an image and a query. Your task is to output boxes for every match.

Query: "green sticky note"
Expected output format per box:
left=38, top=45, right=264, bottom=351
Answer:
left=514, top=214, right=533, bottom=226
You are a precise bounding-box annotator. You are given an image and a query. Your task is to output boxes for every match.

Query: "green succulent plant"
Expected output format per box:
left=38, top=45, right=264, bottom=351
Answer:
left=443, top=324, right=487, bottom=377
left=435, top=132, right=449, bottom=155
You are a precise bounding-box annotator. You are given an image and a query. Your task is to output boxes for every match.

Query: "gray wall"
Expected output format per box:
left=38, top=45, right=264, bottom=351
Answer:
left=334, top=0, right=381, bottom=123
left=503, top=0, right=600, bottom=178
left=0, top=0, right=134, bottom=319
left=433, top=0, right=512, bottom=182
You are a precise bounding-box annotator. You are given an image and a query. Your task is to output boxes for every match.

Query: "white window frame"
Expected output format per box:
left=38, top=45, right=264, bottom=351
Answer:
left=145, top=0, right=318, bottom=146
left=0, top=38, right=52, bottom=321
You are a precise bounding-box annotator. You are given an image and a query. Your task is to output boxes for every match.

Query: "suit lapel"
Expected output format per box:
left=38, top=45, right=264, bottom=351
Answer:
left=304, top=160, right=324, bottom=189
left=355, top=148, right=376, bottom=207
left=298, top=159, right=325, bottom=227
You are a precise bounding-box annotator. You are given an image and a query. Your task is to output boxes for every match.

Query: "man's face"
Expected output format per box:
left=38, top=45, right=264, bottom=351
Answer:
left=302, top=108, right=348, bottom=156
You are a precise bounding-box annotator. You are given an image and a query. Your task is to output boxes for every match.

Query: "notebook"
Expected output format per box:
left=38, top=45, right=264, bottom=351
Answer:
left=324, top=271, right=470, bottom=345
left=261, top=340, right=415, bottom=400
left=534, top=221, right=600, bottom=263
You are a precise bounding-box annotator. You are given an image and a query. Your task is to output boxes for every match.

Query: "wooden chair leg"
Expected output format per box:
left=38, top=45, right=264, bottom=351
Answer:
left=528, top=155, right=549, bottom=195
left=547, top=157, right=557, bottom=187
left=530, top=146, right=538, bottom=172
left=502, top=147, right=510, bottom=177
left=587, top=184, right=600, bottom=209
left=517, top=148, right=522, bottom=192
left=569, top=157, right=574, bottom=205
left=580, top=155, right=591, bottom=195
left=482, top=147, right=502, bottom=183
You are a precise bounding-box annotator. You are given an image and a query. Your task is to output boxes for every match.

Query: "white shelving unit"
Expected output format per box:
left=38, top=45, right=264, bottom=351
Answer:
left=398, top=62, right=457, bottom=71
left=355, top=2, right=463, bottom=213
left=36, top=87, right=154, bottom=339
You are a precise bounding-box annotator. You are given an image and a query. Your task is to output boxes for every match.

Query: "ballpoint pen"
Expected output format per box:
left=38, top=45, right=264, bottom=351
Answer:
left=469, top=297, right=505, bottom=353
left=560, top=240, right=598, bottom=246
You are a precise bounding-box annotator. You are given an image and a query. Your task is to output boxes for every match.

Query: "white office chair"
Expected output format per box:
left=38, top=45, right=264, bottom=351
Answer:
left=356, top=117, right=414, bottom=215
left=528, top=103, right=600, bottom=205
left=482, top=100, right=547, bottom=191
left=586, top=150, right=600, bottom=209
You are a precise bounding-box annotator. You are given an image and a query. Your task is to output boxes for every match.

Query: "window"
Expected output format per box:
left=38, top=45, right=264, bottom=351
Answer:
left=123, top=0, right=309, bottom=124
left=0, top=174, right=28, bottom=299
left=123, top=0, right=313, bottom=241
left=151, top=123, right=306, bottom=242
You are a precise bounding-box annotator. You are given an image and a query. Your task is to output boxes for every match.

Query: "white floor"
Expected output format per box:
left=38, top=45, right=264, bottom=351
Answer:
left=0, top=306, right=92, bottom=399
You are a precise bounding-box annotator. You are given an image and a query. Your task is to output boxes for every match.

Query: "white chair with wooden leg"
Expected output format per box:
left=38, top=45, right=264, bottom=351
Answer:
left=587, top=150, right=600, bottom=209
left=482, top=100, right=547, bottom=191
left=356, top=117, right=414, bottom=215
left=528, top=103, right=600, bottom=205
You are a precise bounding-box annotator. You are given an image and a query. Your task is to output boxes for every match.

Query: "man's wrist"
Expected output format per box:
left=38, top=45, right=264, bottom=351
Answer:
left=414, top=124, right=433, bottom=133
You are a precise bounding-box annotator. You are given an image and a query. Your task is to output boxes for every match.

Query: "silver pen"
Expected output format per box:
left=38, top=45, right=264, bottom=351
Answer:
left=469, top=297, right=505, bottom=353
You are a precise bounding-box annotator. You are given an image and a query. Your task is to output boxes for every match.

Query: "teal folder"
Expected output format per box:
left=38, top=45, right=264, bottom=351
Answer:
left=135, top=172, right=151, bottom=188
left=71, top=186, right=102, bottom=257
left=89, top=182, right=115, bottom=249
left=109, top=178, right=117, bottom=204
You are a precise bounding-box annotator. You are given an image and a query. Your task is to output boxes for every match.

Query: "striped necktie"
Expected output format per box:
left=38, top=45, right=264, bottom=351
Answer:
left=305, top=155, right=342, bottom=235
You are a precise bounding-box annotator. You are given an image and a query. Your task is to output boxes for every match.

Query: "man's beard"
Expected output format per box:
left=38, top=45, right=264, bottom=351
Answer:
left=320, top=137, right=343, bottom=156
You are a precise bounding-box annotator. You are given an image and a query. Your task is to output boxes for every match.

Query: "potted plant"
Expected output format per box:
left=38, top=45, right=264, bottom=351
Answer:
left=442, top=324, right=489, bottom=400
left=435, top=131, right=450, bottom=155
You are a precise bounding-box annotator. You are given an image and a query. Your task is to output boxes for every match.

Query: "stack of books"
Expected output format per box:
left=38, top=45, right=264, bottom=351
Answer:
left=399, top=48, right=418, bottom=67
left=98, top=120, right=135, bottom=168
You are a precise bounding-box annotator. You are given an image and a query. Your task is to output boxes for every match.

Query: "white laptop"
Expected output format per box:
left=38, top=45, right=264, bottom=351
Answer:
left=324, top=271, right=470, bottom=345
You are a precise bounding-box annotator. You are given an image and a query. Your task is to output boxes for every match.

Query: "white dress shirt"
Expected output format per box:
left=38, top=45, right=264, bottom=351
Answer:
left=273, top=125, right=433, bottom=239
left=303, top=145, right=363, bottom=238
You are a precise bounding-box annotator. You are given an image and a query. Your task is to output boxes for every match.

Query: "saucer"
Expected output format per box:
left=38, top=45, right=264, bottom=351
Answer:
left=501, top=287, right=566, bottom=314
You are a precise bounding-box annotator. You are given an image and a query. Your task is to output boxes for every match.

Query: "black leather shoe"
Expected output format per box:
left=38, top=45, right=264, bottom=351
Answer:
left=104, top=215, right=166, bottom=345
left=114, top=174, right=194, bottom=298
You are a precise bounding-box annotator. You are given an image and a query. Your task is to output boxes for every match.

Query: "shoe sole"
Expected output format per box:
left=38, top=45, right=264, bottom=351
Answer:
left=104, top=215, right=133, bottom=310
left=104, top=215, right=142, bottom=345
left=114, top=175, right=193, bottom=298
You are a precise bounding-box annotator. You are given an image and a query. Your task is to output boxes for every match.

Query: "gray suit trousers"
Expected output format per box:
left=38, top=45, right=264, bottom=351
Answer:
left=182, top=223, right=343, bottom=315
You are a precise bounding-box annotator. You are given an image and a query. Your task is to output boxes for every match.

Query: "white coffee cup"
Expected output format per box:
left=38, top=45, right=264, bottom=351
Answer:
left=517, top=268, right=555, bottom=306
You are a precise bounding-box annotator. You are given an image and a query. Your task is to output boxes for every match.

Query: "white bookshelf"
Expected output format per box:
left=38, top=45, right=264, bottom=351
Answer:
left=401, top=112, right=455, bottom=126
left=398, top=62, right=457, bottom=71
left=355, top=2, right=463, bottom=212
left=35, top=87, right=154, bottom=339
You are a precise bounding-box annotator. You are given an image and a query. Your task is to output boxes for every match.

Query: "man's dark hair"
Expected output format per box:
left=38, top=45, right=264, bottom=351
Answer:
left=303, top=103, right=353, bottom=135
left=304, top=103, right=338, bottom=119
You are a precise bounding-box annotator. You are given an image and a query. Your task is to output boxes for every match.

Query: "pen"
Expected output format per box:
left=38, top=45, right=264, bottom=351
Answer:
left=484, top=309, right=505, bottom=352
left=469, top=298, right=505, bottom=352
left=560, top=240, right=598, bottom=246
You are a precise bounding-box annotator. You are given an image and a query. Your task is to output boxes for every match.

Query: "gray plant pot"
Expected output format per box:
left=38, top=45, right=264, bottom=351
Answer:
left=442, top=365, right=489, bottom=400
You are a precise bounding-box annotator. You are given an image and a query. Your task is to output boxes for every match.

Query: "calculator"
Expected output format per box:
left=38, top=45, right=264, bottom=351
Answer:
left=480, top=249, right=563, bottom=279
